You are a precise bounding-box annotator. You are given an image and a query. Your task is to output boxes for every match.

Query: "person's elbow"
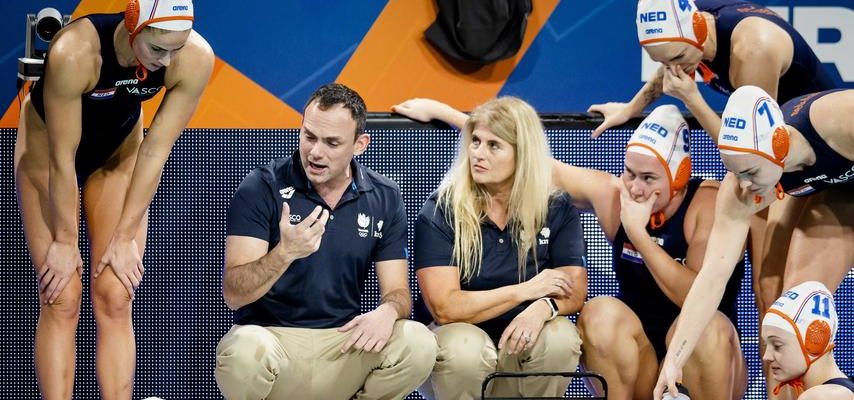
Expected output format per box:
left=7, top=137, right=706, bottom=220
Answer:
left=222, top=288, right=246, bottom=311
left=428, top=298, right=471, bottom=325
left=561, top=290, right=586, bottom=315
left=221, top=275, right=249, bottom=311
left=431, top=303, right=459, bottom=325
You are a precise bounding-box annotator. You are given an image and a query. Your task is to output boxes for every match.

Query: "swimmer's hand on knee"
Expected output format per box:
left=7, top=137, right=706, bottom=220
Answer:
left=95, top=237, right=144, bottom=301
left=39, top=241, right=83, bottom=305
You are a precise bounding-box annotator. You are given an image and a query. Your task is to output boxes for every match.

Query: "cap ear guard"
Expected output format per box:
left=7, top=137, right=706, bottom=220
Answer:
left=672, top=157, right=692, bottom=193
left=692, top=11, right=707, bottom=47
left=126, top=0, right=140, bottom=33
left=804, top=319, right=832, bottom=356
left=772, top=126, right=790, bottom=162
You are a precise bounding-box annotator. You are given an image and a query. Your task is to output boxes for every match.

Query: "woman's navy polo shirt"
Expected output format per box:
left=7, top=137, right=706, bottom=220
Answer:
left=226, top=151, right=408, bottom=329
left=414, top=191, right=587, bottom=340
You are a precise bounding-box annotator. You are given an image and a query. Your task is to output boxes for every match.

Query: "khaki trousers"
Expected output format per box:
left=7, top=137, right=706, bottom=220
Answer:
left=215, top=319, right=438, bottom=400
left=418, top=318, right=582, bottom=400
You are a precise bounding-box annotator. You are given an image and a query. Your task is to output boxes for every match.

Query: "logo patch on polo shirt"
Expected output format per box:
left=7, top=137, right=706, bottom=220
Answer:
left=374, top=219, right=384, bottom=239
left=357, top=213, right=370, bottom=237
left=279, top=186, right=295, bottom=199
left=538, top=227, right=550, bottom=245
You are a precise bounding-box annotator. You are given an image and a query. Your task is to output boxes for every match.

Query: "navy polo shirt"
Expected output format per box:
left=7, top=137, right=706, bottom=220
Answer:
left=414, top=191, right=586, bottom=340
left=226, top=151, right=408, bottom=329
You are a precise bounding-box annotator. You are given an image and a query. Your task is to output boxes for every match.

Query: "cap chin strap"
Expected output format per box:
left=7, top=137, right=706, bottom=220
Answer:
left=127, top=33, right=150, bottom=82
left=753, top=183, right=785, bottom=205
left=698, top=62, right=714, bottom=84
left=135, top=64, right=149, bottom=81
left=650, top=211, right=666, bottom=229
left=773, top=379, right=805, bottom=397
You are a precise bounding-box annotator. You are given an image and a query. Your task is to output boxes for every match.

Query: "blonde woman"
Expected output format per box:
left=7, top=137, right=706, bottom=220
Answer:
left=412, top=97, right=587, bottom=399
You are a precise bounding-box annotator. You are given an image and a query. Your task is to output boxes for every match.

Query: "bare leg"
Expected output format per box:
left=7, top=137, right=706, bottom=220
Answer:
left=578, top=296, right=658, bottom=400
left=668, top=312, right=747, bottom=400
left=84, top=118, right=149, bottom=400
left=757, top=196, right=809, bottom=311
left=16, top=96, right=83, bottom=400
left=777, top=189, right=854, bottom=396
left=782, top=188, right=854, bottom=292
left=753, top=196, right=808, bottom=400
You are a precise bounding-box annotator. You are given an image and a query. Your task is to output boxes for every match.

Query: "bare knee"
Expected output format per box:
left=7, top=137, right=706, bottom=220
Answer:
left=757, top=278, right=783, bottom=312
left=578, top=297, right=629, bottom=350
left=92, top=277, right=132, bottom=320
left=39, top=278, right=83, bottom=323
left=691, top=312, right=736, bottom=360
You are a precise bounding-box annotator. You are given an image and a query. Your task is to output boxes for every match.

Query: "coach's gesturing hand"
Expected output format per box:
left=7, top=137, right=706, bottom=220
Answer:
left=278, top=203, right=329, bottom=260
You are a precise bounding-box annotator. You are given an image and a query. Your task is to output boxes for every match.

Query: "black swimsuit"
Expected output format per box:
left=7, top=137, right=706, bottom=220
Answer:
left=695, top=0, right=836, bottom=103
left=612, top=179, right=744, bottom=360
left=30, top=13, right=167, bottom=180
left=778, top=90, right=854, bottom=197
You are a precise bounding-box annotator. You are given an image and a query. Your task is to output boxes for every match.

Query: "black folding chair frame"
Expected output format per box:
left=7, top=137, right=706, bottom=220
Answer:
left=481, top=371, right=608, bottom=399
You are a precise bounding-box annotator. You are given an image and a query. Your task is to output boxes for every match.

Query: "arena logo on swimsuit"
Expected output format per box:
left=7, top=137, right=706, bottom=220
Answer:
left=115, top=79, right=139, bottom=86
left=804, top=174, right=828, bottom=183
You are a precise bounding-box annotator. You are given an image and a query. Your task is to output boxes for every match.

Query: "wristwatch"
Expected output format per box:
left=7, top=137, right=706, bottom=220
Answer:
left=540, top=297, right=559, bottom=320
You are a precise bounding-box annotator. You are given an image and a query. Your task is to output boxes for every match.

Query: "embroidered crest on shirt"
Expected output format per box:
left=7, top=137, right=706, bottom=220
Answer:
left=539, top=227, right=550, bottom=245
left=357, top=213, right=370, bottom=237
left=279, top=186, right=295, bottom=199
left=374, top=219, right=384, bottom=239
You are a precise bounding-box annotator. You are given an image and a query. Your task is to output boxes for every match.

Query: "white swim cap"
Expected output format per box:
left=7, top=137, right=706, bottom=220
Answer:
left=718, top=85, right=790, bottom=168
left=637, top=0, right=707, bottom=50
left=626, top=105, right=692, bottom=200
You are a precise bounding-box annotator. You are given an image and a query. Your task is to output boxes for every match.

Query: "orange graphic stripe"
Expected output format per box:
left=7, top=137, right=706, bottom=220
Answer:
left=337, top=0, right=559, bottom=112
left=2, top=1, right=300, bottom=129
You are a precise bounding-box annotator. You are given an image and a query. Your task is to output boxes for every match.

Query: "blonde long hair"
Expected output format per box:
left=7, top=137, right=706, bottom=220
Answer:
left=437, top=97, right=554, bottom=283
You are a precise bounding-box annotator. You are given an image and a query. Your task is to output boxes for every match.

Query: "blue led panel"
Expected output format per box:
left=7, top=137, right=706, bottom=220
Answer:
left=1, top=126, right=850, bottom=399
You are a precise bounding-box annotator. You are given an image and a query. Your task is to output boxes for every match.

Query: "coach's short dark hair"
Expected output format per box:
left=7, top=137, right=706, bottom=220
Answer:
left=304, top=83, right=367, bottom=138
